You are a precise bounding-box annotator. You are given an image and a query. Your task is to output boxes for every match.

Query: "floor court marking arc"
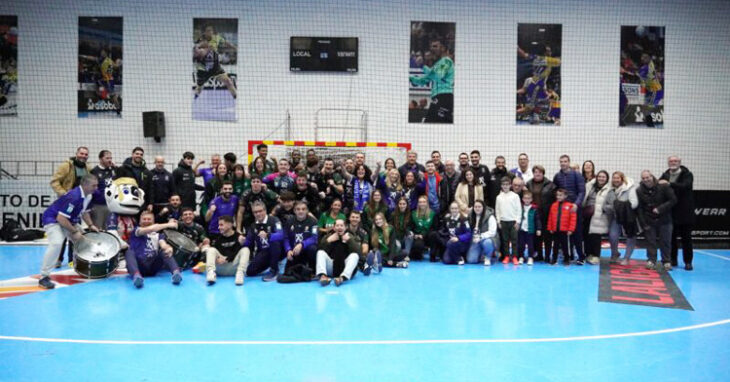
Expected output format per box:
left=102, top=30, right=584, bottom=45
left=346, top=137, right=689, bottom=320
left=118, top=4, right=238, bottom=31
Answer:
left=1, top=319, right=729, bottom=346
left=1, top=249, right=728, bottom=346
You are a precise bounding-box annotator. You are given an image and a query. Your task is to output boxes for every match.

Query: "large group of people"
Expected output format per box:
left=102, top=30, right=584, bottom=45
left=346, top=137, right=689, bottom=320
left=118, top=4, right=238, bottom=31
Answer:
left=37, top=144, right=697, bottom=290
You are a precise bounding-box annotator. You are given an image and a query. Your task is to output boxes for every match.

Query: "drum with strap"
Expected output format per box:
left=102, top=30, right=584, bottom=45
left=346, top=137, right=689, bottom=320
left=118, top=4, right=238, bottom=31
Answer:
left=163, top=229, right=199, bottom=270
left=73, top=231, right=121, bottom=279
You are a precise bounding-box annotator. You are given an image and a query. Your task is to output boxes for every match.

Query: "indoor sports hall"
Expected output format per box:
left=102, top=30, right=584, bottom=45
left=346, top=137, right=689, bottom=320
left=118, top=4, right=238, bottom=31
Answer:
left=1, top=1, right=728, bottom=381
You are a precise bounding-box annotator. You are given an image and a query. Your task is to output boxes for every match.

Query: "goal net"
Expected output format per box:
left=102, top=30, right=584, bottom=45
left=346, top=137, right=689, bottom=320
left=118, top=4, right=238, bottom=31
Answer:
left=247, top=140, right=411, bottom=169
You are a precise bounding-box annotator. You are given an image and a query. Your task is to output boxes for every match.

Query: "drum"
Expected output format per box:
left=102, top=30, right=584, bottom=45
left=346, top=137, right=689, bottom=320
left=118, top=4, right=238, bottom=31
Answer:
left=163, top=229, right=199, bottom=270
left=73, top=231, right=121, bottom=279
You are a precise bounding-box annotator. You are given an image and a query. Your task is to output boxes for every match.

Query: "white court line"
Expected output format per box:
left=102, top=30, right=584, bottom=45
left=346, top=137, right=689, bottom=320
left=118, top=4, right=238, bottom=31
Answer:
left=695, top=250, right=730, bottom=261
left=1, top=319, right=729, bottom=345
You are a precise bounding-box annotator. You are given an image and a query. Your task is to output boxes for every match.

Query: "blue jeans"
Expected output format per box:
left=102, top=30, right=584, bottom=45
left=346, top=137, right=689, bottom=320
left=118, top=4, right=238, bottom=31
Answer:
left=466, top=238, right=495, bottom=263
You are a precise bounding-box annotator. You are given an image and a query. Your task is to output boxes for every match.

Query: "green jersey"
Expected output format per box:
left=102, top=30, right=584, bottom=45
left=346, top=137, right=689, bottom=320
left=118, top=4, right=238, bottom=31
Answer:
left=409, top=56, right=454, bottom=98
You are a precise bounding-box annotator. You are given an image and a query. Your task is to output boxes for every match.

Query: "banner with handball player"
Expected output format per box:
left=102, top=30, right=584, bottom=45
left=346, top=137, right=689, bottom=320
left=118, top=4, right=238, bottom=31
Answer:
left=78, top=17, right=123, bottom=118
left=620, top=26, right=665, bottom=128
left=409, top=21, right=455, bottom=124
left=516, top=23, right=562, bottom=125
left=0, top=15, right=18, bottom=117
left=192, top=18, right=238, bottom=122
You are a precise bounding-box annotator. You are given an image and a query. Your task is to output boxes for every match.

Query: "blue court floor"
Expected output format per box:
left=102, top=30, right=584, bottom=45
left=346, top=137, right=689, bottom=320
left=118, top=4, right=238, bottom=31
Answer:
left=1, top=246, right=729, bottom=382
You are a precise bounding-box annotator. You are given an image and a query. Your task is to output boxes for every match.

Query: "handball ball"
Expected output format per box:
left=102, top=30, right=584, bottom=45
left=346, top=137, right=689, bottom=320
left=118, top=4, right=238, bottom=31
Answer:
left=635, top=26, right=646, bottom=37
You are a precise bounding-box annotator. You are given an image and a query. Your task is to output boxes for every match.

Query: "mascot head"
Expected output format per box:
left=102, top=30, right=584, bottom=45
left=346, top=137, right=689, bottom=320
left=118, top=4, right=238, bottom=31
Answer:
left=105, top=177, right=145, bottom=215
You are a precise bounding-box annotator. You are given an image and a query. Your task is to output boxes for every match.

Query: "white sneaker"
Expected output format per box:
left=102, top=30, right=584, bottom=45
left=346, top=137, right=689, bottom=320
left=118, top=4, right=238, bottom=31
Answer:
left=206, top=270, right=216, bottom=284
left=518, top=257, right=524, bottom=265
left=527, top=257, right=534, bottom=266
left=457, top=257, right=465, bottom=265
left=484, top=257, right=491, bottom=266
left=235, top=271, right=244, bottom=286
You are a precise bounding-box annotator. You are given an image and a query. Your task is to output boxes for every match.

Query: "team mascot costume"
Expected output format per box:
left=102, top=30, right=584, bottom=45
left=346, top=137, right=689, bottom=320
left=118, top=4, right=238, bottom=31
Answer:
left=104, top=177, right=146, bottom=255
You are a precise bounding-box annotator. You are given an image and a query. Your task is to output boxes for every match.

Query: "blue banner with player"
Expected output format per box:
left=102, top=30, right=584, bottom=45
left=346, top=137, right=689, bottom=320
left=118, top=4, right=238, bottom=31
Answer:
left=192, top=18, right=238, bottom=122
left=620, top=26, right=665, bottom=128
left=78, top=17, right=123, bottom=118
left=517, top=23, right=561, bottom=125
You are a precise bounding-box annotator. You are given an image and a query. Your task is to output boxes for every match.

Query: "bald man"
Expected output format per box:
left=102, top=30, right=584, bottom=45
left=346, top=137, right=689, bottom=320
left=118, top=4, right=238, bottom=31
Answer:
left=659, top=156, right=695, bottom=270
left=150, top=156, right=176, bottom=222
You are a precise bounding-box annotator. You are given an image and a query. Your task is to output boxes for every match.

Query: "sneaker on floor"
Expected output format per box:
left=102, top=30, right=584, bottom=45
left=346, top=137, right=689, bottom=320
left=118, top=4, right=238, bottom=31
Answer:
left=484, top=257, right=491, bottom=266
left=171, top=271, right=182, bottom=285
left=396, top=260, right=409, bottom=268
left=501, top=256, right=510, bottom=264
left=334, top=277, right=345, bottom=287
left=527, top=257, right=534, bottom=266
left=366, top=251, right=375, bottom=268
left=518, top=257, right=524, bottom=265
left=319, top=275, right=331, bottom=286
left=685, top=264, right=693, bottom=271
left=192, top=262, right=206, bottom=274
left=262, top=272, right=278, bottom=282
left=620, top=258, right=631, bottom=266
left=38, top=276, right=55, bottom=289
left=133, top=273, right=144, bottom=289
left=512, top=256, right=519, bottom=265
left=206, top=270, right=217, bottom=285
left=645, top=261, right=655, bottom=270
left=576, top=260, right=585, bottom=266
left=663, top=263, right=672, bottom=271
left=362, top=264, right=372, bottom=276
left=235, top=271, right=245, bottom=285
left=589, top=256, right=601, bottom=265
left=457, top=257, right=465, bottom=265
left=404, top=256, right=411, bottom=262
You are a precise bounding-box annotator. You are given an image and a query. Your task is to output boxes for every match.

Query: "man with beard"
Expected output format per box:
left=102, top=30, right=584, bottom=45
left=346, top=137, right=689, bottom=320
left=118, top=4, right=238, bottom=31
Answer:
left=90, top=149, right=116, bottom=229
left=50, top=146, right=92, bottom=267
left=115, top=147, right=152, bottom=212
left=488, top=156, right=513, bottom=208
left=469, top=150, right=491, bottom=203
left=205, top=181, right=239, bottom=240
left=315, top=158, right=345, bottom=209
left=292, top=172, right=320, bottom=216
left=458, top=152, right=470, bottom=174
left=237, top=175, right=279, bottom=229
left=173, top=151, right=203, bottom=210
left=431, top=151, right=446, bottom=174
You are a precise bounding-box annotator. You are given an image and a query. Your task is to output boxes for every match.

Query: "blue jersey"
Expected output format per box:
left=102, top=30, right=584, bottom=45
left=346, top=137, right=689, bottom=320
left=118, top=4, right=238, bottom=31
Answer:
left=42, top=186, right=93, bottom=226
left=208, top=195, right=239, bottom=233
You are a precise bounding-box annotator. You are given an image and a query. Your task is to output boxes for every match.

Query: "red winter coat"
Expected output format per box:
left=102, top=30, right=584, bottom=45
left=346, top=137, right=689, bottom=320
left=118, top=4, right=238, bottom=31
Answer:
left=547, top=201, right=577, bottom=233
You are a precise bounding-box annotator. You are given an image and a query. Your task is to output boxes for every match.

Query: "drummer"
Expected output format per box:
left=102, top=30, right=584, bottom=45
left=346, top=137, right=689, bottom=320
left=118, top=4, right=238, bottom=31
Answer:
left=176, top=207, right=210, bottom=261
left=125, top=211, right=182, bottom=288
left=38, top=174, right=100, bottom=289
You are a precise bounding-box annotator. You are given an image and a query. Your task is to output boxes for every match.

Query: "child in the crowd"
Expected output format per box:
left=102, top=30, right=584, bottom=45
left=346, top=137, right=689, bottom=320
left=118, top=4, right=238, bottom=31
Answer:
left=547, top=188, right=577, bottom=265
left=125, top=211, right=182, bottom=288
left=157, top=194, right=182, bottom=223
left=517, top=190, right=541, bottom=265
left=495, top=176, right=521, bottom=264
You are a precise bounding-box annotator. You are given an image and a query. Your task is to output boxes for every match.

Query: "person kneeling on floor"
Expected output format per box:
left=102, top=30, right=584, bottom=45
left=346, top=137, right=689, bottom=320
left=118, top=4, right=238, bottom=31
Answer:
left=206, top=215, right=250, bottom=286
left=126, top=211, right=182, bottom=288
left=317, top=219, right=360, bottom=287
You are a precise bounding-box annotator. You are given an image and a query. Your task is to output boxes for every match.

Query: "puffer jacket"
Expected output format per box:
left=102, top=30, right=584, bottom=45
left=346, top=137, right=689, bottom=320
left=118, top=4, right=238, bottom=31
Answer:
left=584, top=179, right=611, bottom=234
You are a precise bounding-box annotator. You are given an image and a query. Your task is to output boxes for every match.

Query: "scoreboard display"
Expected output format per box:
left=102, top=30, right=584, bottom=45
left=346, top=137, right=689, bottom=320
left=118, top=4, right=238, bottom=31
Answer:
left=290, top=37, right=358, bottom=73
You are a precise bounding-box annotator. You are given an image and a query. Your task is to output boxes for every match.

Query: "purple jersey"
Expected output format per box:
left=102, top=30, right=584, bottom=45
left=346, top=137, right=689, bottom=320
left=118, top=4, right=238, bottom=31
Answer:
left=199, top=167, right=215, bottom=185
left=208, top=195, right=240, bottom=233
left=42, top=186, right=93, bottom=226
left=128, top=227, right=166, bottom=261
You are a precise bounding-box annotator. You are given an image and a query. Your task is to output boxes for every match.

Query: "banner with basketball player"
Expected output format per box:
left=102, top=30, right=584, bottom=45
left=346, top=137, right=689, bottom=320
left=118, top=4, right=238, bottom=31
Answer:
left=78, top=17, right=123, bottom=118
left=516, top=23, right=562, bottom=125
left=0, top=15, right=18, bottom=117
left=192, top=18, right=238, bottom=122
left=620, top=26, right=665, bottom=128
left=409, top=21, right=455, bottom=124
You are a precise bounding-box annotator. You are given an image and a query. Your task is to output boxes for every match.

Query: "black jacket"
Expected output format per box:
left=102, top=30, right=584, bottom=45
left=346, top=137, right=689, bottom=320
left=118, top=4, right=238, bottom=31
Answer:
left=150, top=167, right=175, bottom=205
left=659, top=166, right=695, bottom=224
left=636, top=180, right=677, bottom=227
left=115, top=157, right=152, bottom=208
left=526, top=178, right=556, bottom=223
left=488, top=167, right=514, bottom=208
left=172, top=160, right=201, bottom=209
left=438, top=171, right=460, bottom=211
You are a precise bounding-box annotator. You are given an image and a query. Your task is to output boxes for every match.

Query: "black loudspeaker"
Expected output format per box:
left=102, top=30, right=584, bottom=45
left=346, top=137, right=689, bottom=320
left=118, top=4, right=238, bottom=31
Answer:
left=142, top=111, right=165, bottom=142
